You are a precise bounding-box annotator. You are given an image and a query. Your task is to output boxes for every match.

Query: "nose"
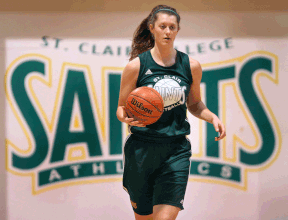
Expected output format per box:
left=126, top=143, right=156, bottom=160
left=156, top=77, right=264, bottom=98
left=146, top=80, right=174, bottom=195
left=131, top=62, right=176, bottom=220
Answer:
left=165, top=27, right=171, bottom=35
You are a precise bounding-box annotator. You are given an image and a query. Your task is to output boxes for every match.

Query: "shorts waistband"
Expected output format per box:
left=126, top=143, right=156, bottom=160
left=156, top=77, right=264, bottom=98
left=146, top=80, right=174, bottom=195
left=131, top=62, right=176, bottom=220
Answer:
left=131, top=133, right=186, bottom=143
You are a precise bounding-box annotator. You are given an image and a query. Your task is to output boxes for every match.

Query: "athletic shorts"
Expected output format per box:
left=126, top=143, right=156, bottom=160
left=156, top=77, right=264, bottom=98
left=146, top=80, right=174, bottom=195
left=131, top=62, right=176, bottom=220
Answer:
left=122, top=133, right=192, bottom=215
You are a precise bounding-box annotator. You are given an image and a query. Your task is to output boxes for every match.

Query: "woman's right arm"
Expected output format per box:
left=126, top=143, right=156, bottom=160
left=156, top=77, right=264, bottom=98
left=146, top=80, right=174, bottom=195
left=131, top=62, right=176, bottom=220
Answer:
left=116, top=57, right=146, bottom=127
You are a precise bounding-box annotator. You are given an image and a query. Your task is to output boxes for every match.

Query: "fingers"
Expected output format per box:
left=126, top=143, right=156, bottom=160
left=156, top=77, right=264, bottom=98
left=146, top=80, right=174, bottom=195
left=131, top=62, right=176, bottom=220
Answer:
left=215, top=123, right=226, bottom=141
left=124, top=117, right=146, bottom=127
left=124, top=117, right=134, bottom=122
left=130, top=121, right=146, bottom=127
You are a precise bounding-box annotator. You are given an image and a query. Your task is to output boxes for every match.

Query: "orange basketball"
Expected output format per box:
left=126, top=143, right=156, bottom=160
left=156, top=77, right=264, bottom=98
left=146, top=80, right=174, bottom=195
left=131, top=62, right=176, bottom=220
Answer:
left=125, top=87, right=164, bottom=125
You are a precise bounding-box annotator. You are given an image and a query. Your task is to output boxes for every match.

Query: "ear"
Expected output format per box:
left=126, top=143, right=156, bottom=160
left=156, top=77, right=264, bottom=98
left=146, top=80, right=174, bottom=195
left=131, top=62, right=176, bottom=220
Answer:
left=149, top=24, right=154, bottom=34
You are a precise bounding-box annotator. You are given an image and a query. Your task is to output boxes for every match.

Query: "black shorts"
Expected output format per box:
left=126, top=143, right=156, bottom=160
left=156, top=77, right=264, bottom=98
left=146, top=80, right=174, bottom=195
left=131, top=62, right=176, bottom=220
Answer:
left=122, top=134, right=192, bottom=215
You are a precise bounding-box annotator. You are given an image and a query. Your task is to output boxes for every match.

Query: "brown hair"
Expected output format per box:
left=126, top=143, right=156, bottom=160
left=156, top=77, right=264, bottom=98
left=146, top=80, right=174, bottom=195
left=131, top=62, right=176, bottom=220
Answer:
left=129, top=5, right=180, bottom=61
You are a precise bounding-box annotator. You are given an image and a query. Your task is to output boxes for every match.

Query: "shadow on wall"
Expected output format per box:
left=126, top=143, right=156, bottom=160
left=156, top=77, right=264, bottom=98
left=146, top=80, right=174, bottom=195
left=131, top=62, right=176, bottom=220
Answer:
left=260, top=195, right=288, bottom=220
left=0, top=38, right=7, bottom=220
left=0, top=12, right=288, bottom=39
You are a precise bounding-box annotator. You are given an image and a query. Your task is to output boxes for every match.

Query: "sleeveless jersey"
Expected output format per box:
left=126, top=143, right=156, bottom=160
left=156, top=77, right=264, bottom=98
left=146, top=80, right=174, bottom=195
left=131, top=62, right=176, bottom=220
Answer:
left=130, top=49, right=193, bottom=138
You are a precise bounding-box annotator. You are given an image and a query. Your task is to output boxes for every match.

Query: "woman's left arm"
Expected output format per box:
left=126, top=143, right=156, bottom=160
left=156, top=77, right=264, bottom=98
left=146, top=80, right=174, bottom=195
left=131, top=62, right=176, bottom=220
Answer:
left=186, top=57, right=226, bottom=141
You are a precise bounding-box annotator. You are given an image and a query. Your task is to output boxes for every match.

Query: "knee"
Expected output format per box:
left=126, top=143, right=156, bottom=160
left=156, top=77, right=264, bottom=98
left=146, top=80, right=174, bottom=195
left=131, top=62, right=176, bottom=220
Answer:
left=153, top=211, right=178, bottom=220
left=154, top=214, right=175, bottom=220
left=153, top=205, right=180, bottom=220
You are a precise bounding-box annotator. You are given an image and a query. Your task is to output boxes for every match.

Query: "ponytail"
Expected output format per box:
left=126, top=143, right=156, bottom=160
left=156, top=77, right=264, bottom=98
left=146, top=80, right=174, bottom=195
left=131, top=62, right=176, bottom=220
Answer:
left=129, top=5, right=180, bottom=61
left=129, top=17, right=154, bottom=61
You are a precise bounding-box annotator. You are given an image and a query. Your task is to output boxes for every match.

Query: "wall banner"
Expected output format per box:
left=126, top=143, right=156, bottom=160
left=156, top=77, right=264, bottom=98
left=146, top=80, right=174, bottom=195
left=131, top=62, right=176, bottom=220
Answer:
left=4, top=37, right=287, bottom=219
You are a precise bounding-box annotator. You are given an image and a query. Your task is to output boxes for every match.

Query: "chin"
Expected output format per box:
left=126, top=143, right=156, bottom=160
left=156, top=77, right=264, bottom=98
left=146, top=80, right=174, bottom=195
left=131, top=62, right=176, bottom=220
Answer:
left=164, top=41, right=173, bottom=46
left=163, top=39, right=172, bottom=43
left=156, top=40, right=173, bottom=46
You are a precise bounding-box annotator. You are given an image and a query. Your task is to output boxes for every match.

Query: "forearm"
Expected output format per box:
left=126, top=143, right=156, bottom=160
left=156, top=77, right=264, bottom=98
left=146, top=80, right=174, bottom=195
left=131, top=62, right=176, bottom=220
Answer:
left=116, top=106, right=126, bottom=122
left=188, top=101, right=217, bottom=124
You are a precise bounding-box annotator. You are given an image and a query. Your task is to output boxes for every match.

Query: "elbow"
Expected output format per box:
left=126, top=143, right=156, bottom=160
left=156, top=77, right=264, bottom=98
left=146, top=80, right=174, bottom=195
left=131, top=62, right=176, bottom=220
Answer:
left=116, top=107, right=120, bottom=122
left=187, top=101, right=200, bottom=113
left=188, top=108, right=197, bottom=117
left=116, top=106, right=124, bottom=122
left=187, top=101, right=205, bottom=117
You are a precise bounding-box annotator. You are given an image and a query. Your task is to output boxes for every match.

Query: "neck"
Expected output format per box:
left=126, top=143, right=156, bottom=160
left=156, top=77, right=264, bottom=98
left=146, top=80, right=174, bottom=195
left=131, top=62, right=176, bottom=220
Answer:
left=151, top=44, right=176, bottom=61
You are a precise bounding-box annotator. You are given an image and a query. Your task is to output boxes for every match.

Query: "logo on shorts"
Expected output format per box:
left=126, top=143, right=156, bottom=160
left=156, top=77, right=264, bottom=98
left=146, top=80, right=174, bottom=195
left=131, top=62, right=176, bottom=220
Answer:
left=180, top=199, right=184, bottom=205
left=131, top=201, right=137, bottom=209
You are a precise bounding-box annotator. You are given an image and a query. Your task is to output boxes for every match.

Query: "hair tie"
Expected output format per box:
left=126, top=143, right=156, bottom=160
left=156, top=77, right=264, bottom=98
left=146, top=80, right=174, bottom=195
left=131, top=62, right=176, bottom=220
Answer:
left=153, top=8, right=179, bottom=19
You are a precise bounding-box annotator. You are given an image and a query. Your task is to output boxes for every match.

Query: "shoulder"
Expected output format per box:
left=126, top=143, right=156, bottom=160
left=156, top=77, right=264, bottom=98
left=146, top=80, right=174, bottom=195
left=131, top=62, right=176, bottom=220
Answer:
left=188, top=56, right=202, bottom=81
left=188, top=57, right=202, bottom=72
left=121, top=57, right=141, bottom=83
left=124, top=57, right=140, bottom=74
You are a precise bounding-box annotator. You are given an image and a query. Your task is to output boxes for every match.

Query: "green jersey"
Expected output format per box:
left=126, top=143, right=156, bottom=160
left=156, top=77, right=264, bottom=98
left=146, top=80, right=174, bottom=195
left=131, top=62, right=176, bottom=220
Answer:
left=130, top=49, right=193, bottom=138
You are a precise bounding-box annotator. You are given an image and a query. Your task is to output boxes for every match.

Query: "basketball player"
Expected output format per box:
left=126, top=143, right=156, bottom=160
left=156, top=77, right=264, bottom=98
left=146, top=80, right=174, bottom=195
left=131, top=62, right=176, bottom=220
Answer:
left=116, top=5, right=226, bottom=220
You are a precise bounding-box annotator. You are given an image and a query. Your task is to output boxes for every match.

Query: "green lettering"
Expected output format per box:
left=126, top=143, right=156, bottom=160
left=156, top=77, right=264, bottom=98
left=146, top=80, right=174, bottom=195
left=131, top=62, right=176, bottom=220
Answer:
left=126, top=46, right=131, bottom=56
left=41, top=36, right=49, bottom=47
left=202, top=66, right=235, bottom=157
left=117, top=46, right=121, bottom=56
left=197, top=43, right=205, bottom=53
left=185, top=45, right=195, bottom=55
left=210, top=40, right=221, bottom=51
left=103, top=45, right=113, bottom=55
left=225, top=37, right=233, bottom=49
left=51, top=70, right=102, bottom=163
left=109, top=73, right=122, bottom=155
left=92, top=45, right=100, bottom=55
left=79, top=43, right=88, bottom=54
left=239, top=57, right=275, bottom=165
left=11, top=60, right=49, bottom=169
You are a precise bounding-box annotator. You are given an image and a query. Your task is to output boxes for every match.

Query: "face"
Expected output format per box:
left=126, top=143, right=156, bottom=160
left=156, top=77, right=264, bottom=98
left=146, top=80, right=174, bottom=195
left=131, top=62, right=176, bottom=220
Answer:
left=150, top=13, right=179, bottom=46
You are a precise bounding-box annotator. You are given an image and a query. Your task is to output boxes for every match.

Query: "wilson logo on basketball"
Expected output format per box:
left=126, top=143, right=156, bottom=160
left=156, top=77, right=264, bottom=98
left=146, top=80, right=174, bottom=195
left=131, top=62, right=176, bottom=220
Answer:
left=125, top=87, right=164, bottom=125
left=131, top=98, right=153, bottom=115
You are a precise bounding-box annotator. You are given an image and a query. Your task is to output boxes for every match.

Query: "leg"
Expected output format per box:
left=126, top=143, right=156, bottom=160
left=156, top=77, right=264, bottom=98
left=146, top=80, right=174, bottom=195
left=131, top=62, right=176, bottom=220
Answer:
left=135, top=212, right=153, bottom=220
left=123, top=135, right=154, bottom=218
left=153, top=204, right=181, bottom=220
left=152, top=138, right=192, bottom=220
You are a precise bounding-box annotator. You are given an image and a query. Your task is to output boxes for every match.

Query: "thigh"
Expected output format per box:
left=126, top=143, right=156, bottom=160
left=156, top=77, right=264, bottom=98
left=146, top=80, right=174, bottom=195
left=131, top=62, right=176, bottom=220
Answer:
left=153, top=138, right=191, bottom=210
left=123, top=135, right=155, bottom=215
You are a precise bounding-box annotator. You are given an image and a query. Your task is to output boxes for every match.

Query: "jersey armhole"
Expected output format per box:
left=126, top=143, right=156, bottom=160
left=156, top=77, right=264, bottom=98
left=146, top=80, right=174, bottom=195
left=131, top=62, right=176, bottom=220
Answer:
left=183, top=54, right=193, bottom=84
left=136, top=52, right=147, bottom=87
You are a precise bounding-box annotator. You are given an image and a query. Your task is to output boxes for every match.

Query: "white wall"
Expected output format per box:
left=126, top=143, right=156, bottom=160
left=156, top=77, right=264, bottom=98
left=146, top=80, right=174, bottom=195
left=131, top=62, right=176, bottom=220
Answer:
left=0, top=12, right=288, bottom=38
left=1, top=11, right=288, bottom=220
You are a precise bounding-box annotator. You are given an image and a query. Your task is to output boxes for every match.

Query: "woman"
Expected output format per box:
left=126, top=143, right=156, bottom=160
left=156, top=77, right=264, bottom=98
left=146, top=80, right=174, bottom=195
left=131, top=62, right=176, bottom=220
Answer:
left=117, top=5, right=226, bottom=220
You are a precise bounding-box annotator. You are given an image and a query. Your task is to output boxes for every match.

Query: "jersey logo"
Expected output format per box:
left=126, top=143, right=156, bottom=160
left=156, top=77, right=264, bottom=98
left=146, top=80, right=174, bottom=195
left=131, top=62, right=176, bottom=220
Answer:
left=148, top=75, right=187, bottom=112
left=145, top=69, right=153, bottom=75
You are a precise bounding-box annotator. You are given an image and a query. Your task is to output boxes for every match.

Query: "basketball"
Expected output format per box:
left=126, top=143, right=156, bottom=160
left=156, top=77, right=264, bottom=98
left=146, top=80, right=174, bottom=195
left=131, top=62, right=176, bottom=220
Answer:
left=125, top=87, right=164, bottom=125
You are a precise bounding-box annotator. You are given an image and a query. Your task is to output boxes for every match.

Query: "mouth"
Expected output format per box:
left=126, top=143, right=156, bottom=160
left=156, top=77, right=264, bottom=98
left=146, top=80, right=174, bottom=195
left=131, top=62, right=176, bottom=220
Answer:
left=164, top=37, right=171, bottom=40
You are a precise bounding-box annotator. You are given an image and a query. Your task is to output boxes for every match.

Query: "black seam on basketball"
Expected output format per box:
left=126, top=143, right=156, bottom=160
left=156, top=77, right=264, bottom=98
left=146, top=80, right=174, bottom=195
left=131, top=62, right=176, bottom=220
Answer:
left=130, top=94, right=163, bottom=113
left=149, top=90, right=164, bottom=107
left=145, top=87, right=163, bottom=102
left=127, top=102, right=160, bottom=118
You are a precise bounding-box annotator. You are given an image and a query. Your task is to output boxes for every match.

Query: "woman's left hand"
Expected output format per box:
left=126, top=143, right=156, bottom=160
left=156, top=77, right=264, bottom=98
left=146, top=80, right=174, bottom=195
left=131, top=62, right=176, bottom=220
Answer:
left=212, top=116, right=226, bottom=141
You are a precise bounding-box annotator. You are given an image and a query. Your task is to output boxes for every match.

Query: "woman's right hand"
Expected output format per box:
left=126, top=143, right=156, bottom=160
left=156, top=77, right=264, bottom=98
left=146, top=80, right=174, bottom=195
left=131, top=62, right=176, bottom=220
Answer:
left=117, top=106, right=146, bottom=127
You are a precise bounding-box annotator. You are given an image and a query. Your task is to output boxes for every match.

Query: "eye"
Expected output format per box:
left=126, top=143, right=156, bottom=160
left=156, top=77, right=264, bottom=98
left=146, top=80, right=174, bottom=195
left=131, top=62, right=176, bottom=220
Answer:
left=170, top=26, right=175, bottom=30
left=160, top=25, right=165, bottom=29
